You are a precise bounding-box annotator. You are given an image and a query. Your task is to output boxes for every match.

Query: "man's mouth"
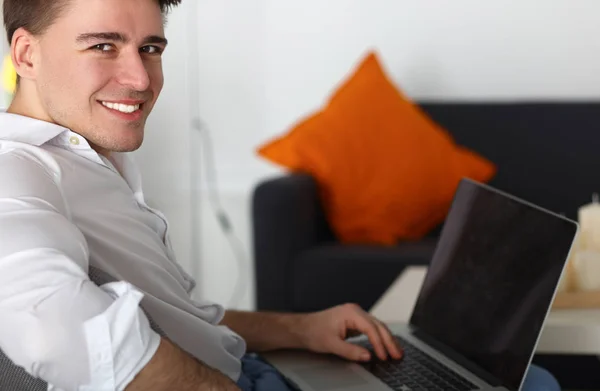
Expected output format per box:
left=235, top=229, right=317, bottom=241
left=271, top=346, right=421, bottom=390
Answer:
left=100, top=101, right=142, bottom=114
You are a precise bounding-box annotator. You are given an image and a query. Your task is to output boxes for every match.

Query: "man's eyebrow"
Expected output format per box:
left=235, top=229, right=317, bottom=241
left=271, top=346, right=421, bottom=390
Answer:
left=76, top=32, right=128, bottom=44
left=75, top=33, right=168, bottom=46
left=142, top=35, right=169, bottom=46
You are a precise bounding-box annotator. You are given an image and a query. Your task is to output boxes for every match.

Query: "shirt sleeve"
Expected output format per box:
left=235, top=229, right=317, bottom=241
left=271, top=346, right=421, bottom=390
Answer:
left=0, top=148, right=161, bottom=391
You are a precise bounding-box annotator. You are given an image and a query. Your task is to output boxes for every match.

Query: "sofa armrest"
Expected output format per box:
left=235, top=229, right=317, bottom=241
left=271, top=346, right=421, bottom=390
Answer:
left=253, top=174, right=334, bottom=311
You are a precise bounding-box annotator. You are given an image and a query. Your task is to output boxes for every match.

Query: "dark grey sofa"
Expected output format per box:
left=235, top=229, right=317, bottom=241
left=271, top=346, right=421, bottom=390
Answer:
left=252, top=101, right=600, bottom=389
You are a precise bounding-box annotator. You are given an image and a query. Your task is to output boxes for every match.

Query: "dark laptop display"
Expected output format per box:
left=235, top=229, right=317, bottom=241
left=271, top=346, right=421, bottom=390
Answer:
left=410, top=180, right=577, bottom=391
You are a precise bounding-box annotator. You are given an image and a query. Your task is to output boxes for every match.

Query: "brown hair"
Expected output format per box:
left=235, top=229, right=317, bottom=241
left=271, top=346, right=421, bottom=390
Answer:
left=3, top=0, right=182, bottom=45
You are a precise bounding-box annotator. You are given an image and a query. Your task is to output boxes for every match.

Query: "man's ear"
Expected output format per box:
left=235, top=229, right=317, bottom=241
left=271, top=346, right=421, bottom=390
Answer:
left=11, top=27, right=40, bottom=82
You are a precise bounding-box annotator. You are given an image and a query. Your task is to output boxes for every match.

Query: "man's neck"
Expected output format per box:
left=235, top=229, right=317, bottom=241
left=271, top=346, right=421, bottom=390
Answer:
left=93, top=145, right=112, bottom=158
left=7, top=89, right=53, bottom=123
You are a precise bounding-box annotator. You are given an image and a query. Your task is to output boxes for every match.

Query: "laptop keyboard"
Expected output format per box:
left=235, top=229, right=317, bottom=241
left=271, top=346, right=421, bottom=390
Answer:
left=358, top=336, right=479, bottom=391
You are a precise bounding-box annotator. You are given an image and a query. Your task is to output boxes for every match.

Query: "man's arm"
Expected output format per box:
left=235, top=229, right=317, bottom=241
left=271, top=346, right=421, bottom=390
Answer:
left=0, top=151, right=237, bottom=390
left=126, top=337, right=240, bottom=391
left=221, top=311, right=306, bottom=352
left=222, top=305, right=403, bottom=362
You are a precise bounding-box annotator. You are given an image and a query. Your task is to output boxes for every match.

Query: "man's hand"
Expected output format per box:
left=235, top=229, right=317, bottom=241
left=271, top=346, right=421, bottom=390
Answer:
left=299, top=304, right=403, bottom=362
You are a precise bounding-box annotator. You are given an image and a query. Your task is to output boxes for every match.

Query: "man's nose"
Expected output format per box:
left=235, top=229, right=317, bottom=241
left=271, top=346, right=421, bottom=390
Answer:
left=117, top=52, right=151, bottom=91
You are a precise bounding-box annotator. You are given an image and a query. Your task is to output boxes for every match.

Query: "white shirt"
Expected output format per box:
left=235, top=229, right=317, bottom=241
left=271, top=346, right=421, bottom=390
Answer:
left=0, top=112, right=246, bottom=391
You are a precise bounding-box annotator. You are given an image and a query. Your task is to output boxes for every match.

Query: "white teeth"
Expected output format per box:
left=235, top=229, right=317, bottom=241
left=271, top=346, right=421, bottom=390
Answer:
left=101, top=101, right=140, bottom=114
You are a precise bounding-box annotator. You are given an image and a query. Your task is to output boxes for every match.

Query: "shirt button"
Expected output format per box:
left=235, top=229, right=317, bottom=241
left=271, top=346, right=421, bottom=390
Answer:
left=69, top=136, right=80, bottom=146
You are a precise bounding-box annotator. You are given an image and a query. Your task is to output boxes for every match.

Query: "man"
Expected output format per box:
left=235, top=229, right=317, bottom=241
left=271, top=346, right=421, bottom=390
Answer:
left=0, top=0, right=559, bottom=390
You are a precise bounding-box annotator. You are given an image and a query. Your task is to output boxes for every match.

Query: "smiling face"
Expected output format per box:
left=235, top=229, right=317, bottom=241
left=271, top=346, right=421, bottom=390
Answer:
left=9, top=0, right=168, bottom=156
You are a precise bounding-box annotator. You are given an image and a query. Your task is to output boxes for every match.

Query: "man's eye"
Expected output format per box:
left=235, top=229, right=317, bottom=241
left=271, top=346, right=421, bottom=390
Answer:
left=140, top=45, right=163, bottom=55
left=92, top=44, right=114, bottom=52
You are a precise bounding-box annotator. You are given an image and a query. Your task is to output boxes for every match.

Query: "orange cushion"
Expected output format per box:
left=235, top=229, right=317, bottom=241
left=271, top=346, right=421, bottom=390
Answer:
left=258, top=51, right=496, bottom=245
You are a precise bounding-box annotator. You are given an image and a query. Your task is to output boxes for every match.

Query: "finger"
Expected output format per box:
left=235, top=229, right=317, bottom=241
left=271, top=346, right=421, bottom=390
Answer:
left=330, top=339, right=372, bottom=362
left=350, top=314, right=388, bottom=361
left=374, top=320, right=403, bottom=360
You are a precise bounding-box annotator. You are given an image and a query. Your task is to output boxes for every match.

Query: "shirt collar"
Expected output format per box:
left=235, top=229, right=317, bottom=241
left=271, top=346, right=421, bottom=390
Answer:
left=0, top=111, right=113, bottom=170
left=0, top=111, right=69, bottom=146
left=0, top=111, right=143, bottom=195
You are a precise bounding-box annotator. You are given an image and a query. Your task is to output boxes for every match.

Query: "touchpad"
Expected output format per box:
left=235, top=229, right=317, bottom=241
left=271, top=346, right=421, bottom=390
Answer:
left=292, top=364, right=369, bottom=390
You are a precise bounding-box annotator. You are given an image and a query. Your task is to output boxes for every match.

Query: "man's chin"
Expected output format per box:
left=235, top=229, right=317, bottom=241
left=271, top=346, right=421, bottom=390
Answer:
left=89, top=136, right=144, bottom=156
left=112, top=139, right=144, bottom=153
left=109, top=125, right=146, bottom=152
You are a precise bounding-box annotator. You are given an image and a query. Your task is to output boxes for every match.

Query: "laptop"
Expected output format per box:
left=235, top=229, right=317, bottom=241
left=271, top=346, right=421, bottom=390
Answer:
left=263, top=178, right=578, bottom=391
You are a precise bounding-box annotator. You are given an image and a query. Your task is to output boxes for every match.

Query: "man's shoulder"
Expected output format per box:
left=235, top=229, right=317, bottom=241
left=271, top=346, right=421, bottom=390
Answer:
left=0, top=143, right=74, bottom=217
left=0, top=142, right=63, bottom=187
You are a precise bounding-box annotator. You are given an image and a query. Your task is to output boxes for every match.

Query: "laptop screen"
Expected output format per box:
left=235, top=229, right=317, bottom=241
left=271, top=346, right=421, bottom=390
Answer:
left=409, top=179, right=577, bottom=391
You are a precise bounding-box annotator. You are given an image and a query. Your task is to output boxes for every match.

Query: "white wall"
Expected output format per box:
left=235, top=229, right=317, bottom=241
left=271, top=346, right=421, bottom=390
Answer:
left=262, top=0, right=600, bottom=143
left=191, top=1, right=268, bottom=309
left=136, top=0, right=600, bottom=310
